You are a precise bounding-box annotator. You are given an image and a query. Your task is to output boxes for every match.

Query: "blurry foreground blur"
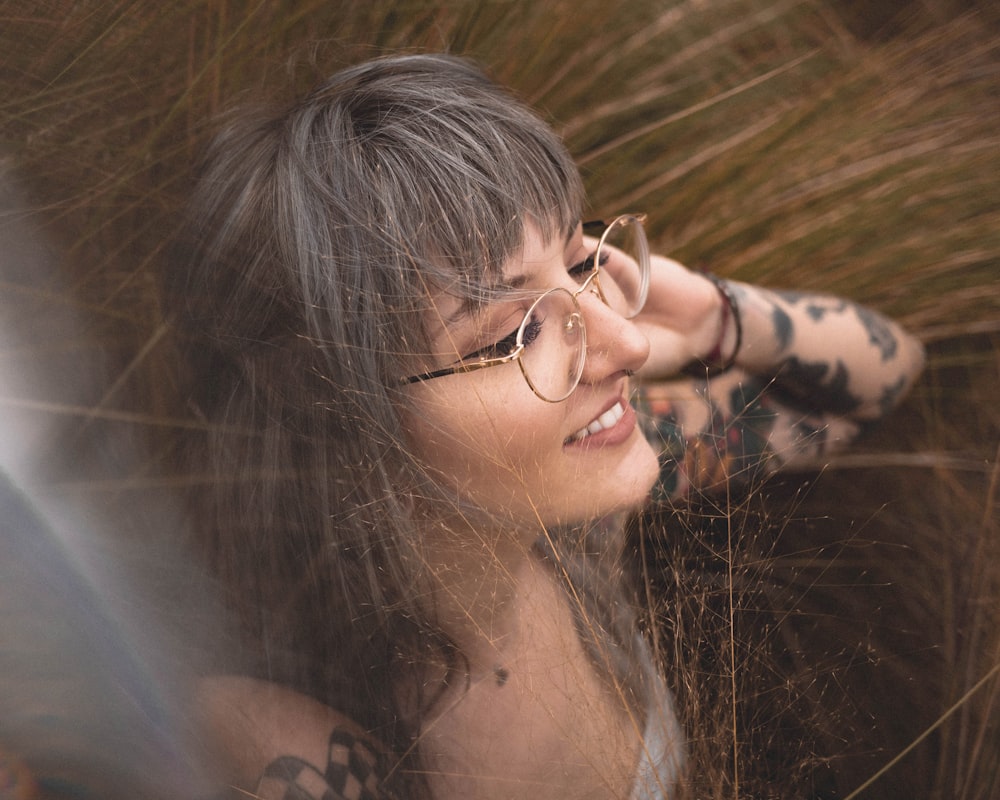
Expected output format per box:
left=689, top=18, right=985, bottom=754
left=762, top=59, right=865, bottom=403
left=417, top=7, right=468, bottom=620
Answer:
left=0, top=174, right=224, bottom=798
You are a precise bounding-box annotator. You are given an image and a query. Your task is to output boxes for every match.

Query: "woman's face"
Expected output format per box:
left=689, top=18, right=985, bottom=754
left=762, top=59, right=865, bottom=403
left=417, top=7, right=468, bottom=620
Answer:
left=403, top=222, right=660, bottom=529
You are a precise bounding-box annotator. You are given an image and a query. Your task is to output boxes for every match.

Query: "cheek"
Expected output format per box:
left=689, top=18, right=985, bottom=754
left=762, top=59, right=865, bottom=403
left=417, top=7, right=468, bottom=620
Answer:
left=402, top=381, right=562, bottom=502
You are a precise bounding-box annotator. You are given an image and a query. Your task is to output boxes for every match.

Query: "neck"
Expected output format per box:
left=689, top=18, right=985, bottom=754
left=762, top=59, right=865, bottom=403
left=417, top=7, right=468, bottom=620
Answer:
left=418, top=512, right=547, bottom=675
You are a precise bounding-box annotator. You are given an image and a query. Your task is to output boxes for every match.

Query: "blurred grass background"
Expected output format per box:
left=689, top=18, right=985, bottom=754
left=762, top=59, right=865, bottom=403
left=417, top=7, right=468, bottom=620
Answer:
left=1, top=1, right=997, bottom=797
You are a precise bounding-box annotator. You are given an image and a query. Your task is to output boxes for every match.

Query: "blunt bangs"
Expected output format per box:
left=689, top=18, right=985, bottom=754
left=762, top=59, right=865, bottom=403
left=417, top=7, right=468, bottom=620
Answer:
left=312, top=54, right=584, bottom=303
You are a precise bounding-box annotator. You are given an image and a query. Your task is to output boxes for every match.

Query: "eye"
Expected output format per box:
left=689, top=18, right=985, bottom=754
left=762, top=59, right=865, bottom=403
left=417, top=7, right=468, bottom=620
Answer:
left=568, top=250, right=609, bottom=280
left=460, top=323, right=521, bottom=362
left=459, top=310, right=545, bottom=363
left=520, top=313, right=544, bottom=347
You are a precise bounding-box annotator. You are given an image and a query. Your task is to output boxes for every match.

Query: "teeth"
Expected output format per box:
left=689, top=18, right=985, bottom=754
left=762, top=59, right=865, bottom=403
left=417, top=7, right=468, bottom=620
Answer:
left=568, top=401, right=625, bottom=443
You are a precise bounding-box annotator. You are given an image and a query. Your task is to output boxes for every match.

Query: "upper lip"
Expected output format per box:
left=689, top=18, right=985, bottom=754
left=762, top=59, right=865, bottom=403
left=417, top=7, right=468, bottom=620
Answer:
left=566, top=380, right=630, bottom=441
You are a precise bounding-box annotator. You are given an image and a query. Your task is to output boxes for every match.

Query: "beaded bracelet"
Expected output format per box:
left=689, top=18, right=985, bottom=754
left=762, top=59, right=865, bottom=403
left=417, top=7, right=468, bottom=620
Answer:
left=681, top=274, right=743, bottom=378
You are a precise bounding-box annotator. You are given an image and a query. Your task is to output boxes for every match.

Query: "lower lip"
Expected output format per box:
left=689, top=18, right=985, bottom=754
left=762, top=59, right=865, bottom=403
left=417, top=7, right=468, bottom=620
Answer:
left=564, top=402, right=638, bottom=450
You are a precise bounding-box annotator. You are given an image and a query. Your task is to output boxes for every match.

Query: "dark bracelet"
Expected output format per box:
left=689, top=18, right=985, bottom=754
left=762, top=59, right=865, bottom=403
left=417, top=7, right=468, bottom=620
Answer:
left=681, top=274, right=743, bottom=378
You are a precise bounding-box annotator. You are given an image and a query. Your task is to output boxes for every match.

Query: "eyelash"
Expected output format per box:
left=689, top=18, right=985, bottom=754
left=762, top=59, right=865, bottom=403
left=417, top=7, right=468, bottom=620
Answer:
left=568, top=249, right=608, bottom=278
left=461, top=313, right=545, bottom=362
left=459, top=246, right=602, bottom=363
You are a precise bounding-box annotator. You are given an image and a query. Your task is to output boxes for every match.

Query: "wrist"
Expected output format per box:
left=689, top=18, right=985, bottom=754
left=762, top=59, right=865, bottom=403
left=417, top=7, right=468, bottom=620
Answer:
left=682, top=274, right=742, bottom=377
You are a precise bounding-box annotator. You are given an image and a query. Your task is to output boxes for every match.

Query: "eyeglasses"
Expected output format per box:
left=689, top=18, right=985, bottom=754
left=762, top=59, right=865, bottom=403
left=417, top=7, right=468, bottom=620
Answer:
left=402, top=213, right=650, bottom=402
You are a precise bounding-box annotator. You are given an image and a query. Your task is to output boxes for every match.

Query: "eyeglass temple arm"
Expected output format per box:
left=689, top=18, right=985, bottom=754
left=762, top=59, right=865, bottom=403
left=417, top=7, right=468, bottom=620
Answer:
left=402, top=347, right=524, bottom=385
left=582, top=213, right=648, bottom=236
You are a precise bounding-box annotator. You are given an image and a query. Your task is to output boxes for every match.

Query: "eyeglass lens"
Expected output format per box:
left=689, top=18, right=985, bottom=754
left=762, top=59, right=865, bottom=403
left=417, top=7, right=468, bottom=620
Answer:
left=521, top=216, right=648, bottom=401
left=519, top=289, right=585, bottom=402
left=596, top=216, right=650, bottom=319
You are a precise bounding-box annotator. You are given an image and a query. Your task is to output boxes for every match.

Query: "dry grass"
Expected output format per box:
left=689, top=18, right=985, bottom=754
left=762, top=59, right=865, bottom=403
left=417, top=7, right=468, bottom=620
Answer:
left=1, top=1, right=997, bottom=797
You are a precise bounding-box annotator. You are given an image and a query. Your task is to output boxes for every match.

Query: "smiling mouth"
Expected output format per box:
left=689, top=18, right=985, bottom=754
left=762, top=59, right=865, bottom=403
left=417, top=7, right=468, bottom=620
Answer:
left=565, top=400, right=626, bottom=444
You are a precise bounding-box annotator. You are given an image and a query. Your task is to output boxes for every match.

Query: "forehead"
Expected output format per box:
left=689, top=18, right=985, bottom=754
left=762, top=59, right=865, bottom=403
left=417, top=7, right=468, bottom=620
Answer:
left=423, top=219, right=579, bottom=326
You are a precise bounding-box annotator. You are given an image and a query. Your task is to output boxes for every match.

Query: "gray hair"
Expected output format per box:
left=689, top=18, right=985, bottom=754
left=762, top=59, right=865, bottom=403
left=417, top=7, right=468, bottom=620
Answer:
left=171, top=54, right=585, bottom=797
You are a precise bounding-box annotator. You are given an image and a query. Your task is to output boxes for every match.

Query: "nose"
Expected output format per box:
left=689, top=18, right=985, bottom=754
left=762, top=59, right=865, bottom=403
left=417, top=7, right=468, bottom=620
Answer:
left=576, top=289, right=650, bottom=384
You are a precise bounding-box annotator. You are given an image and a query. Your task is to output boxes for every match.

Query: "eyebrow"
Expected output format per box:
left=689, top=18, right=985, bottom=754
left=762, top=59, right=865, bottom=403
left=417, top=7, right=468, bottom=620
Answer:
left=443, top=220, right=579, bottom=326
left=444, top=274, right=530, bottom=325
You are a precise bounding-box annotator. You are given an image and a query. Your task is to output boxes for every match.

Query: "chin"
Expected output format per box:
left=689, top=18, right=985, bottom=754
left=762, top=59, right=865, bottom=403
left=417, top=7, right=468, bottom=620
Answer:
left=560, top=436, right=660, bottom=525
left=608, top=429, right=661, bottom=510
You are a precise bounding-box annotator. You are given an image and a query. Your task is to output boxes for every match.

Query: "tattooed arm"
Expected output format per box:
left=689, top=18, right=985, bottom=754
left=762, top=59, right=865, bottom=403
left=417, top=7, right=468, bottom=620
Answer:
left=196, top=676, right=389, bottom=800
left=632, top=256, right=925, bottom=502
left=720, top=282, right=925, bottom=420
left=638, top=367, right=870, bottom=502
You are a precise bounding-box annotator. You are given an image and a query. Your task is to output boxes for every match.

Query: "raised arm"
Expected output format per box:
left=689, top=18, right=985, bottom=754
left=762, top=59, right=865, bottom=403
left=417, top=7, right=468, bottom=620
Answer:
left=719, top=281, right=925, bottom=420
left=632, top=255, right=925, bottom=502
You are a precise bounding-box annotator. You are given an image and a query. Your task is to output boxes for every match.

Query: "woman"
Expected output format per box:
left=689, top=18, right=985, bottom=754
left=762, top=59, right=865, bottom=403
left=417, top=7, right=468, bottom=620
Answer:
left=176, top=54, right=924, bottom=799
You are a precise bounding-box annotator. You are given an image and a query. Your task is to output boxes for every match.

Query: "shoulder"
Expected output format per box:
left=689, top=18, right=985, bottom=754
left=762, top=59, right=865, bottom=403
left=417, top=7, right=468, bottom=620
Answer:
left=255, top=726, right=386, bottom=800
left=196, top=676, right=390, bottom=800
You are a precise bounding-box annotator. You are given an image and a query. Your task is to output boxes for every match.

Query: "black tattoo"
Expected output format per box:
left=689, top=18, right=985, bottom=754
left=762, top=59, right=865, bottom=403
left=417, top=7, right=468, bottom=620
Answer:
left=805, top=303, right=828, bottom=321
left=774, top=356, right=862, bottom=415
left=771, top=302, right=794, bottom=350
left=259, top=728, right=386, bottom=800
left=776, top=290, right=854, bottom=323
left=727, top=380, right=784, bottom=480
left=639, top=377, right=781, bottom=501
left=643, top=402, right=685, bottom=501
left=776, top=290, right=809, bottom=305
left=854, top=305, right=898, bottom=362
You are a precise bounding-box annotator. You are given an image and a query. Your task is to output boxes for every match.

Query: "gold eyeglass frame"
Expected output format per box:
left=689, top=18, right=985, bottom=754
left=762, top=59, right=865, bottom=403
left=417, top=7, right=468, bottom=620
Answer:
left=402, top=213, right=649, bottom=402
